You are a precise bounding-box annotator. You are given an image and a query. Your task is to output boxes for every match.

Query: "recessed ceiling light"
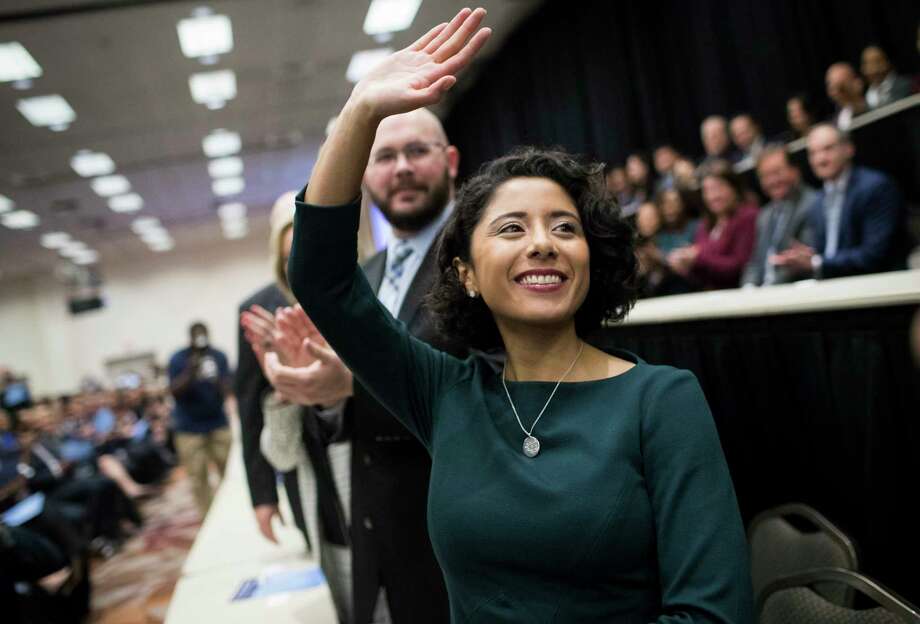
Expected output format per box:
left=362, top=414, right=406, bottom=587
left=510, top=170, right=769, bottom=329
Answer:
left=59, top=241, right=88, bottom=256
left=1, top=209, right=39, bottom=229
left=0, top=194, right=13, bottom=214
left=108, top=193, right=144, bottom=213
left=148, top=239, right=175, bottom=252
left=72, top=250, right=99, bottom=265
left=70, top=150, right=116, bottom=177
left=189, top=69, right=236, bottom=107
left=208, top=156, right=243, bottom=178
left=212, top=176, right=244, bottom=196
left=217, top=202, right=246, bottom=220
left=363, top=0, right=422, bottom=36
left=202, top=129, right=241, bottom=158
left=131, top=217, right=160, bottom=233
left=141, top=229, right=172, bottom=244
left=41, top=232, right=71, bottom=248
left=177, top=13, right=233, bottom=59
left=223, top=223, right=248, bottom=239
left=0, top=42, right=43, bottom=83
left=346, top=48, right=393, bottom=83
left=90, top=175, right=131, bottom=197
left=16, top=94, right=76, bottom=129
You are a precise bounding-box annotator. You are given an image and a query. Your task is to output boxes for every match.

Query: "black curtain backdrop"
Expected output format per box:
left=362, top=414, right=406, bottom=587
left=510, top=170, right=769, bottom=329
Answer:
left=588, top=304, right=920, bottom=603
left=444, top=0, right=920, bottom=176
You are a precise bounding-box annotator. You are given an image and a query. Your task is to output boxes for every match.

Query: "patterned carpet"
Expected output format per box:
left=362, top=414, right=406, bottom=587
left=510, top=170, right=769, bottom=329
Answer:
left=89, top=469, right=201, bottom=624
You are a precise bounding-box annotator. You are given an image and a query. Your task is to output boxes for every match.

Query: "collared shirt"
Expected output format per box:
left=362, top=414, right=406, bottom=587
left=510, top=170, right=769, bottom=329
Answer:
left=866, top=74, right=895, bottom=109
left=377, top=200, right=454, bottom=316
left=822, top=167, right=851, bottom=259
left=836, top=106, right=854, bottom=130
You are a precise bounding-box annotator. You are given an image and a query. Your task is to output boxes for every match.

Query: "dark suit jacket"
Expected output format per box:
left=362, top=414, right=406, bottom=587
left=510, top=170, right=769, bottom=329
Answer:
left=809, top=166, right=907, bottom=279
left=347, top=240, right=464, bottom=624
left=234, top=283, right=308, bottom=544
left=742, top=185, right=817, bottom=286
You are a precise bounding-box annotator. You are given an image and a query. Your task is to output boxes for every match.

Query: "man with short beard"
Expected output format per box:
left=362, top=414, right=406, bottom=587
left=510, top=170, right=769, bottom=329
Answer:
left=282, top=108, right=463, bottom=622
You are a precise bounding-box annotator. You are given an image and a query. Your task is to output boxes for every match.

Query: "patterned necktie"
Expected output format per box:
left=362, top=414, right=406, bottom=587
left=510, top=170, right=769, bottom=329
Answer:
left=385, top=239, right=414, bottom=294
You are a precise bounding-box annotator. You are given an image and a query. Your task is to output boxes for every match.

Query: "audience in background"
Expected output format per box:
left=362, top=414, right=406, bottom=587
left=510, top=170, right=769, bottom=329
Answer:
left=826, top=62, right=868, bottom=130
left=635, top=201, right=666, bottom=297
left=605, top=165, right=639, bottom=216
left=730, top=113, right=765, bottom=171
left=624, top=152, right=654, bottom=215
left=652, top=144, right=679, bottom=193
left=772, top=123, right=906, bottom=280
left=699, top=115, right=739, bottom=166
left=167, top=322, right=232, bottom=516
left=668, top=161, right=758, bottom=290
left=656, top=189, right=700, bottom=256
left=742, top=145, right=817, bottom=286
left=784, top=93, right=818, bottom=140
left=861, top=45, right=914, bottom=109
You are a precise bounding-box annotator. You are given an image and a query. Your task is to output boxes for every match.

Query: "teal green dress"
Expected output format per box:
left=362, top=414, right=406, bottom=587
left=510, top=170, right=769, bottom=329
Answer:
left=289, top=193, right=753, bottom=623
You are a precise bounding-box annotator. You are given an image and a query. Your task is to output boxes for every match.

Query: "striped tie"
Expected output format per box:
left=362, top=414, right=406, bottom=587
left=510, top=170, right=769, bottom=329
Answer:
left=385, top=240, right=413, bottom=293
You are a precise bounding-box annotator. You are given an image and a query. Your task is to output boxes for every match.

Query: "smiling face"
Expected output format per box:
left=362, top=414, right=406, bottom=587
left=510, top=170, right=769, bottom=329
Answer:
left=456, top=177, right=590, bottom=334
left=807, top=124, right=853, bottom=181
left=702, top=175, right=739, bottom=218
left=363, top=109, right=459, bottom=235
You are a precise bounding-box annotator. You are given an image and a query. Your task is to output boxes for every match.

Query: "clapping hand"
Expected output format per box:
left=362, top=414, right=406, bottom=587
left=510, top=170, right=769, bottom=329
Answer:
left=241, top=304, right=277, bottom=370
left=770, top=241, right=815, bottom=275
left=264, top=305, right=354, bottom=407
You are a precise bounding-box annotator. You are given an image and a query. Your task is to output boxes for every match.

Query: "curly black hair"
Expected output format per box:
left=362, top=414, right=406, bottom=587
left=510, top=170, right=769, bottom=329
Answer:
left=426, top=147, right=639, bottom=351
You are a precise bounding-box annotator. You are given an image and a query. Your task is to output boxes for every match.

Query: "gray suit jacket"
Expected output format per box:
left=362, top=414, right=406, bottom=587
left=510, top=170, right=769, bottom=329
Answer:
left=742, top=185, right=817, bottom=286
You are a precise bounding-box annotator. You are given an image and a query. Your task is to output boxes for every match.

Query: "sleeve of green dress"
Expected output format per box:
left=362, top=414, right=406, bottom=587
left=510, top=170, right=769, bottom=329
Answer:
left=287, top=191, right=466, bottom=449
left=642, top=369, right=754, bottom=624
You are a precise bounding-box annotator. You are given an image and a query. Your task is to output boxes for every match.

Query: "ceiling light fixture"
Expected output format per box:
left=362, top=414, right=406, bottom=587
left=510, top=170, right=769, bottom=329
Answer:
left=363, top=0, right=423, bottom=36
left=0, top=194, right=13, bottom=214
left=70, top=150, right=116, bottom=177
left=0, top=42, right=43, bottom=83
left=189, top=69, right=236, bottom=108
left=41, top=232, right=71, bottom=249
left=177, top=13, right=233, bottom=59
left=208, top=156, right=243, bottom=179
left=1, top=209, right=39, bottom=229
left=141, top=229, right=172, bottom=244
left=131, top=217, right=160, bottom=233
left=202, top=128, right=241, bottom=158
left=90, top=175, right=131, bottom=197
left=16, top=94, right=76, bottom=130
left=212, top=176, right=244, bottom=196
left=217, top=202, right=246, bottom=220
left=346, top=48, right=394, bottom=83
left=108, top=193, right=144, bottom=213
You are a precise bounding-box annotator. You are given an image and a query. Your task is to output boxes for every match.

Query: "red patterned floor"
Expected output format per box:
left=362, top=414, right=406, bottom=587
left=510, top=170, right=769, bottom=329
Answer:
left=89, top=469, right=201, bottom=624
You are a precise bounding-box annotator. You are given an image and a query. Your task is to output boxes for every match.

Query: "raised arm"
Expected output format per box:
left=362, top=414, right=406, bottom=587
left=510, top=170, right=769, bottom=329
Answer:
left=305, top=8, right=491, bottom=206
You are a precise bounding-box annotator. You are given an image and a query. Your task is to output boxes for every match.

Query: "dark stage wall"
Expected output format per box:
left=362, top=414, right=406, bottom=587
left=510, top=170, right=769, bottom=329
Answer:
left=590, top=304, right=920, bottom=602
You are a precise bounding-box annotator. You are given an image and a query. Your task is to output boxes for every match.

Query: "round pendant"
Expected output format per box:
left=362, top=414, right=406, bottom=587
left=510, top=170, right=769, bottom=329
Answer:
left=522, top=435, right=540, bottom=458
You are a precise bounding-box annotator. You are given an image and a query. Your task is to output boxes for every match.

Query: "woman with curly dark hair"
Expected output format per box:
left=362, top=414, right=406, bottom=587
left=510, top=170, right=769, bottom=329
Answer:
left=288, top=8, right=752, bottom=622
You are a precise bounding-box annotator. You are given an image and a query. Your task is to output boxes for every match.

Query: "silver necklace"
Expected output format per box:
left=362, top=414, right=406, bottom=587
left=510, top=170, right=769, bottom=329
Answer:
left=501, top=341, right=585, bottom=458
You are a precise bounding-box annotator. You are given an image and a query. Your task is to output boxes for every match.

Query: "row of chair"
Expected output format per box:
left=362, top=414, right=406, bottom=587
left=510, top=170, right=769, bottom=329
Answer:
left=749, top=503, right=920, bottom=623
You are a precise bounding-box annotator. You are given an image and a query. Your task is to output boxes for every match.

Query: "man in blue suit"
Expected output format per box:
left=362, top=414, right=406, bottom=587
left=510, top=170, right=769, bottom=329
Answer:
left=772, top=123, right=906, bottom=279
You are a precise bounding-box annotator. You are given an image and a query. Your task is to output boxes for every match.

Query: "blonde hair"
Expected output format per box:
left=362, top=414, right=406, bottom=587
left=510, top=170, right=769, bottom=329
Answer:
left=269, top=191, right=297, bottom=302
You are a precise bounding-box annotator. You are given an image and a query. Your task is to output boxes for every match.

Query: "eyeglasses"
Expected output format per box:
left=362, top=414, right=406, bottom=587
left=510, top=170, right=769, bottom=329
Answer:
left=371, top=141, right=446, bottom=167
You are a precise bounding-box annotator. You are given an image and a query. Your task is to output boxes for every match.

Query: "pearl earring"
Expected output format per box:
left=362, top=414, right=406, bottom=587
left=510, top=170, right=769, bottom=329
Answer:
left=468, top=290, right=477, bottom=298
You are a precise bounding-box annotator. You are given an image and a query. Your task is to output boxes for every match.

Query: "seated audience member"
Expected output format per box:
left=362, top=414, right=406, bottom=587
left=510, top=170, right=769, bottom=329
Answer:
left=657, top=189, right=700, bottom=255
left=729, top=114, right=765, bottom=170
left=652, top=144, right=679, bottom=193
left=672, top=157, right=700, bottom=192
left=699, top=115, right=740, bottom=167
left=604, top=165, right=639, bottom=216
left=825, top=62, right=867, bottom=130
left=625, top=152, right=654, bottom=216
left=784, top=93, right=818, bottom=140
left=635, top=201, right=666, bottom=297
left=772, top=124, right=907, bottom=279
left=668, top=161, right=758, bottom=290
left=742, top=145, right=817, bottom=286
left=861, top=45, right=913, bottom=109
